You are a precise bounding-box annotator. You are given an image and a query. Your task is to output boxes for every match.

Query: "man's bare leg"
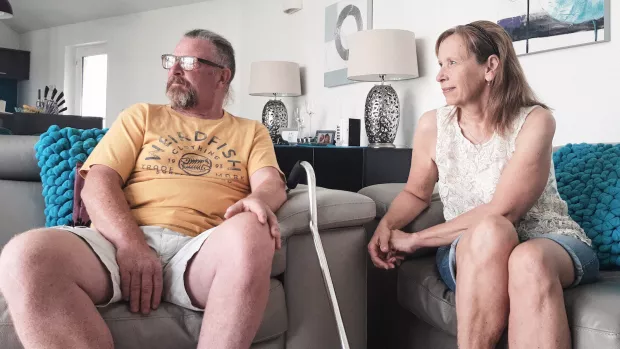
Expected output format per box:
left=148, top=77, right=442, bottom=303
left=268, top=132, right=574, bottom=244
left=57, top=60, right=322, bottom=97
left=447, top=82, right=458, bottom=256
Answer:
left=185, top=212, right=275, bottom=349
left=0, top=229, right=114, bottom=349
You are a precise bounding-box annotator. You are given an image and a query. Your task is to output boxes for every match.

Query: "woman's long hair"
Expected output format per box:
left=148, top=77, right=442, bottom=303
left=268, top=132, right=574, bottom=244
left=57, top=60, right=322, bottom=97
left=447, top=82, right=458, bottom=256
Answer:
left=435, top=20, right=549, bottom=136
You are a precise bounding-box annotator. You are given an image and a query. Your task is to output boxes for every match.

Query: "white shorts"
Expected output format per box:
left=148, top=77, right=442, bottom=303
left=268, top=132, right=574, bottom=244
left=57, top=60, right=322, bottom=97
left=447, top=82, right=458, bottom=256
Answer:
left=56, top=225, right=215, bottom=312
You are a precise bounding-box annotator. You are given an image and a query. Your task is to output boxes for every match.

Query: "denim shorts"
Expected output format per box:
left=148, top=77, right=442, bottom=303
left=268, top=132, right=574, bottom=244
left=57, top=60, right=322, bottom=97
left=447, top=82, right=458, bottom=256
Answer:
left=436, top=233, right=600, bottom=292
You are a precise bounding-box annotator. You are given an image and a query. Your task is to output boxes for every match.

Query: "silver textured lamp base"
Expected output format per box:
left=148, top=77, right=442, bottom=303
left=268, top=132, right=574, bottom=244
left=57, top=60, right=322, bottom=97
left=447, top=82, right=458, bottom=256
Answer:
left=262, top=99, right=288, bottom=142
left=364, top=84, right=400, bottom=148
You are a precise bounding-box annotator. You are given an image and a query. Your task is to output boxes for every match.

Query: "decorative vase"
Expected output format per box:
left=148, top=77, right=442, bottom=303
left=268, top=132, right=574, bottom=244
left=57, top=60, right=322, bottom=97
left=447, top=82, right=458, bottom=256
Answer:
left=364, top=84, right=400, bottom=147
left=262, top=99, right=288, bottom=142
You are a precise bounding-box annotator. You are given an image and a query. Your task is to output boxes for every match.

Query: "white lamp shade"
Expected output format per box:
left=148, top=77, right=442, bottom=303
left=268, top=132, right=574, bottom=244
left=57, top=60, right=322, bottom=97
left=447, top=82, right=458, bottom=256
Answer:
left=347, top=29, right=419, bottom=82
left=249, top=61, right=302, bottom=97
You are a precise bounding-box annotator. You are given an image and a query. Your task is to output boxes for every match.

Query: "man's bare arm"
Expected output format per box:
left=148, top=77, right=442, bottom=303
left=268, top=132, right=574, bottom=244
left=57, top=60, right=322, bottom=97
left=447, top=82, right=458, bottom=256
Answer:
left=247, top=167, right=287, bottom=213
left=224, top=167, right=287, bottom=249
left=81, top=164, right=146, bottom=249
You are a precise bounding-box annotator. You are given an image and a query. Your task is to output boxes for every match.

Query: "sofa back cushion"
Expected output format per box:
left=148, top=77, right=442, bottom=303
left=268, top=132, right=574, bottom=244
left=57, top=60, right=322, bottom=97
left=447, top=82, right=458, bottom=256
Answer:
left=0, top=180, right=46, bottom=246
left=0, top=135, right=40, bottom=181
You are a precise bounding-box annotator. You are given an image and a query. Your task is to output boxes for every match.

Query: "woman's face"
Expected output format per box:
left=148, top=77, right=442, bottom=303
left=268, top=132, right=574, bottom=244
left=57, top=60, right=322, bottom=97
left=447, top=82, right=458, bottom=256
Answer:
left=436, top=34, right=488, bottom=107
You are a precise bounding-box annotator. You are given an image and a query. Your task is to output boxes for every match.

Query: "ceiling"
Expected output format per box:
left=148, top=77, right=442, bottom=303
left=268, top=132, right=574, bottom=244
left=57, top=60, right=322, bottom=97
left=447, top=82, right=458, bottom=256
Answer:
left=3, top=0, right=210, bottom=33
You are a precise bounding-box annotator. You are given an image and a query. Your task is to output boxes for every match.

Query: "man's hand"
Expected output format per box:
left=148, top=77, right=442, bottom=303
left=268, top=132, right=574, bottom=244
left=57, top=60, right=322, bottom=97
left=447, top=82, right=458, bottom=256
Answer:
left=225, top=197, right=281, bottom=250
left=116, top=242, right=163, bottom=315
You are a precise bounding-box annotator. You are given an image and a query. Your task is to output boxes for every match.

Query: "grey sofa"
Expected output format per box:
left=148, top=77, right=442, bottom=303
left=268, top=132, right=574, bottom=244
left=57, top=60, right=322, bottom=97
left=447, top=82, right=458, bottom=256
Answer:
left=361, top=183, right=620, bottom=349
left=0, top=135, right=376, bottom=349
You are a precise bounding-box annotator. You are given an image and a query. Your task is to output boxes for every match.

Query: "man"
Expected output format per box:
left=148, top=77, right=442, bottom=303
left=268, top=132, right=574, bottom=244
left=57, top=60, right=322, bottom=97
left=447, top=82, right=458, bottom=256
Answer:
left=0, top=29, right=287, bottom=349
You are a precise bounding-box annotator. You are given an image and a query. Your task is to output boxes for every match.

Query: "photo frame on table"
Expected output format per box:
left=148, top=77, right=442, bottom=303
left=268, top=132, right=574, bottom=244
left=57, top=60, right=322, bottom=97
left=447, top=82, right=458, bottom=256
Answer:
left=315, top=130, right=336, bottom=145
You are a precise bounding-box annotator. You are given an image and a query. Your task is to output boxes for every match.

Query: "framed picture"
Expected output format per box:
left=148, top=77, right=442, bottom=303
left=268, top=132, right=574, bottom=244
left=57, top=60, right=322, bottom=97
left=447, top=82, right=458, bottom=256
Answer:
left=316, top=130, right=336, bottom=145
left=324, top=0, right=373, bottom=88
left=497, top=0, right=611, bottom=56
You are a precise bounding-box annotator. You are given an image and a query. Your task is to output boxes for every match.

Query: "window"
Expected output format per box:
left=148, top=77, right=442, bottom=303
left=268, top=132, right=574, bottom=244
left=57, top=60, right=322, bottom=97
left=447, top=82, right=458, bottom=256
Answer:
left=81, top=54, right=107, bottom=118
left=75, top=45, right=107, bottom=118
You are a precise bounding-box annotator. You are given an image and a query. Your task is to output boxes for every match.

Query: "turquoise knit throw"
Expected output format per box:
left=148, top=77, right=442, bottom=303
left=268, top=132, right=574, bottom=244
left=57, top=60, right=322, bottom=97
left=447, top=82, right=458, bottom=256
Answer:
left=553, top=143, right=620, bottom=269
left=34, top=125, right=108, bottom=227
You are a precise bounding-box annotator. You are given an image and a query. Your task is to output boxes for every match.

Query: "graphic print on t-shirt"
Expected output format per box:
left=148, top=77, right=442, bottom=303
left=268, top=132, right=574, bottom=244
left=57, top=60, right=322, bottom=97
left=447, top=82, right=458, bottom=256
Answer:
left=140, top=130, right=245, bottom=184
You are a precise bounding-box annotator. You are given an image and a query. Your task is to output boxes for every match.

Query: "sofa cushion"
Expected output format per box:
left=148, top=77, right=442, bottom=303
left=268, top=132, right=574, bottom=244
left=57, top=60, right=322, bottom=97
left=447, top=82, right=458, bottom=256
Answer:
left=0, top=278, right=286, bottom=349
left=397, top=256, right=457, bottom=336
left=397, top=256, right=620, bottom=347
left=34, top=126, right=108, bottom=227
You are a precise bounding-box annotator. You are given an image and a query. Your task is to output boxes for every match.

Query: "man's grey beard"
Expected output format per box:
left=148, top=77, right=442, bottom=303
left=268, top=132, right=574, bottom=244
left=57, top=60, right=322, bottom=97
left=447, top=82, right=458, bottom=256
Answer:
left=166, top=80, right=198, bottom=109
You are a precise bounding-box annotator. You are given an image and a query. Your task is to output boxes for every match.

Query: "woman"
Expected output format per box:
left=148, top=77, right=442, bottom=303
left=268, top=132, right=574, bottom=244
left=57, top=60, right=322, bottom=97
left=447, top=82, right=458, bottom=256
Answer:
left=368, top=21, right=598, bottom=349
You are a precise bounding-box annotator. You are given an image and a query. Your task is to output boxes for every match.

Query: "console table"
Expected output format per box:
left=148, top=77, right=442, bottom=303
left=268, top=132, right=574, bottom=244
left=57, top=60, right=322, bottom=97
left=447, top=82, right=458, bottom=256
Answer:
left=274, top=145, right=412, bottom=192
left=0, top=113, right=104, bottom=135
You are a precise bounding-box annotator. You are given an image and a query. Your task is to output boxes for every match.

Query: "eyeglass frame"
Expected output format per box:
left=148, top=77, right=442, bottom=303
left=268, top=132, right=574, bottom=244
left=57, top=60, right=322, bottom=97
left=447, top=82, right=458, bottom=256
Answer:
left=161, top=54, right=226, bottom=71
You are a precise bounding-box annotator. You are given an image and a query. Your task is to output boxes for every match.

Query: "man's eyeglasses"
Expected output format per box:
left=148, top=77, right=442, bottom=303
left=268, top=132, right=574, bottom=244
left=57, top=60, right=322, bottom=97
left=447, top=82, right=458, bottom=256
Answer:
left=161, top=54, right=225, bottom=71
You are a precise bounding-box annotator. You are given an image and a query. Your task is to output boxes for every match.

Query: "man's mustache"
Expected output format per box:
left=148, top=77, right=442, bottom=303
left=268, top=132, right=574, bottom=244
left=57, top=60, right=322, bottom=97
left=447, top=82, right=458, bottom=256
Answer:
left=167, top=76, right=189, bottom=89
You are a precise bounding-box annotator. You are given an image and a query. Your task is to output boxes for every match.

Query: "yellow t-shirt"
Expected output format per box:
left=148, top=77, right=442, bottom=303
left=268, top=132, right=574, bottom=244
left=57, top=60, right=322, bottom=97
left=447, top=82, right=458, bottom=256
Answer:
left=81, top=103, right=283, bottom=237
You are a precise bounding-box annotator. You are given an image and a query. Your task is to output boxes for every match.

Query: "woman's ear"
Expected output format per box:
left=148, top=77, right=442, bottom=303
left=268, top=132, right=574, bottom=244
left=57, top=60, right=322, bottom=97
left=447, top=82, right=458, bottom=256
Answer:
left=486, top=55, right=500, bottom=83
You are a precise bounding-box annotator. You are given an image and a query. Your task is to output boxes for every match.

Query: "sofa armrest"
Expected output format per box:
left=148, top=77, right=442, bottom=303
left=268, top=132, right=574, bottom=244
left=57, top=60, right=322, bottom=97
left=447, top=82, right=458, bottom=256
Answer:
left=359, top=183, right=445, bottom=258
left=403, top=200, right=445, bottom=233
left=358, top=183, right=407, bottom=218
left=276, top=185, right=376, bottom=240
left=278, top=187, right=370, bottom=348
left=284, top=225, right=367, bottom=349
left=358, top=183, right=444, bottom=232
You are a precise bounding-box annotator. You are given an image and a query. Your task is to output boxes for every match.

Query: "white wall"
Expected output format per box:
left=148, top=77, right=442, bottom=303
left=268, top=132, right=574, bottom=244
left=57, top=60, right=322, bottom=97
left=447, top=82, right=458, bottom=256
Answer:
left=0, top=21, right=19, bottom=49
left=19, top=0, right=243, bottom=127
left=17, top=0, right=619, bottom=145
left=236, top=0, right=305, bottom=126
left=257, top=0, right=619, bottom=146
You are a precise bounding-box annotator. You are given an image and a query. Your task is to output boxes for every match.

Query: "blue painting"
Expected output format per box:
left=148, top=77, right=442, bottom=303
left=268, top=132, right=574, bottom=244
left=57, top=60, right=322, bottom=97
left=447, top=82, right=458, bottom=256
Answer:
left=497, top=0, right=610, bottom=55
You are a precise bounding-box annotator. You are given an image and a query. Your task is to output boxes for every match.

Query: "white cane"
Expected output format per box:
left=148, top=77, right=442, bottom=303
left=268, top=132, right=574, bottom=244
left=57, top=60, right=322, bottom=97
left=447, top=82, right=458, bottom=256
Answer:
left=286, top=161, right=350, bottom=349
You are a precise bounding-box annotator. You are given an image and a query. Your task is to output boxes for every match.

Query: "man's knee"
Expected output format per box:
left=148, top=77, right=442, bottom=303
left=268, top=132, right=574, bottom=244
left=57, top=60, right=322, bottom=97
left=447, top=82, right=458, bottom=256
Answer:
left=0, top=229, right=77, bottom=291
left=458, top=215, right=519, bottom=265
left=220, top=212, right=275, bottom=270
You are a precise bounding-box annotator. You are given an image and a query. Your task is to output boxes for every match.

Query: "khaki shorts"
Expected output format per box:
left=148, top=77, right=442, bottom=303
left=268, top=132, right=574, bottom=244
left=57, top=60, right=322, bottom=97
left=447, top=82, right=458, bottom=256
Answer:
left=57, top=225, right=215, bottom=312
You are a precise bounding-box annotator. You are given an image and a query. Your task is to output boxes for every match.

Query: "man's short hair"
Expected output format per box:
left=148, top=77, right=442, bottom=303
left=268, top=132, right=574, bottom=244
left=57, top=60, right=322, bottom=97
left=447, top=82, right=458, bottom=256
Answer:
left=184, top=29, right=236, bottom=86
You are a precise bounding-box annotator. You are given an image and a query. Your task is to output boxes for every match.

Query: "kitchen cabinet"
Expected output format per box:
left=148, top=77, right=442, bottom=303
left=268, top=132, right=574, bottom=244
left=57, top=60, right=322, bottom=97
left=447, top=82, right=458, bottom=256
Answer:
left=0, top=48, right=30, bottom=81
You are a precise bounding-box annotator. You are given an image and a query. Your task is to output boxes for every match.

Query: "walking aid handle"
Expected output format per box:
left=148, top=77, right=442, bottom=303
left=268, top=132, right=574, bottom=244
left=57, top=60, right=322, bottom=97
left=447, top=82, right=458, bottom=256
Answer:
left=286, top=160, right=304, bottom=190
left=286, top=161, right=351, bottom=349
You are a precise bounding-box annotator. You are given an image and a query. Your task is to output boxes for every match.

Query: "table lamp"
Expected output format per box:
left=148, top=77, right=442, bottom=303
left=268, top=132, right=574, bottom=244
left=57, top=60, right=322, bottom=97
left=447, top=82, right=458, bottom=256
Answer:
left=347, top=29, right=419, bottom=147
left=249, top=61, right=301, bottom=142
left=0, top=0, right=13, bottom=19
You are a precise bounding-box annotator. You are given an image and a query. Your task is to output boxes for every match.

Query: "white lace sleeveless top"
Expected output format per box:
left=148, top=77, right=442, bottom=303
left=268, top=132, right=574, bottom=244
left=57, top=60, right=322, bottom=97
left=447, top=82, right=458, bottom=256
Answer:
left=435, top=105, right=591, bottom=245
